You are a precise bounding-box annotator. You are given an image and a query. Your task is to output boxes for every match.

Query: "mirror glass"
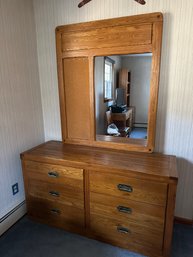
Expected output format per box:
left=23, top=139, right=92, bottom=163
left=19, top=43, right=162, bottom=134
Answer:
left=94, top=53, right=152, bottom=145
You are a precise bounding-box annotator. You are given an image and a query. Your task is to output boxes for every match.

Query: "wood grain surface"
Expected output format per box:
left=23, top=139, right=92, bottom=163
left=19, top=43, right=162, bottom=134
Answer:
left=89, top=171, right=168, bottom=206
left=90, top=192, right=165, bottom=231
left=62, top=57, right=91, bottom=140
left=55, top=13, right=163, bottom=152
left=21, top=140, right=178, bottom=257
left=28, top=196, right=84, bottom=228
left=90, top=214, right=163, bottom=250
left=61, top=24, right=152, bottom=52
left=21, top=141, right=178, bottom=181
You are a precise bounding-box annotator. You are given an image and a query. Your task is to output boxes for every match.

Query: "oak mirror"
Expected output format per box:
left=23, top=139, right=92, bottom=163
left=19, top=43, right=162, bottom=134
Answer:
left=95, top=53, right=152, bottom=147
left=56, top=13, right=163, bottom=153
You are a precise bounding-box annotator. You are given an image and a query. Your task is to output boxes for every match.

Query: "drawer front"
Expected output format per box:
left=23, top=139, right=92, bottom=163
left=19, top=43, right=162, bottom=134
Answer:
left=90, top=171, right=167, bottom=206
left=90, top=192, right=165, bottom=232
left=28, top=197, right=84, bottom=228
left=25, top=160, right=83, bottom=190
left=28, top=179, right=84, bottom=209
left=90, top=214, right=163, bottom=251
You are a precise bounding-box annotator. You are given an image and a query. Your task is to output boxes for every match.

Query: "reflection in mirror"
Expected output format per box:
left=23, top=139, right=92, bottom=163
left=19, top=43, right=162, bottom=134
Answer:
left=95, top=53, right=152, bottom=144
left=104, top=57, right=115, bottom=101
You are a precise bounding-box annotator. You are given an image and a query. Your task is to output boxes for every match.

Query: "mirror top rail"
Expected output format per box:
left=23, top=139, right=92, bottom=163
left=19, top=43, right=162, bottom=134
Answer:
left=56, top=12, right=163, bottom=33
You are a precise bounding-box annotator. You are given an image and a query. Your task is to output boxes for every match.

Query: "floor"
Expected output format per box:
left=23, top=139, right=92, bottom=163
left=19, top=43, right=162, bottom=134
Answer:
left=172, top=223, right=193, bottom=257
left=0, top=217, right=192, bottom=257
left=129, top=128, right=147, bottom=139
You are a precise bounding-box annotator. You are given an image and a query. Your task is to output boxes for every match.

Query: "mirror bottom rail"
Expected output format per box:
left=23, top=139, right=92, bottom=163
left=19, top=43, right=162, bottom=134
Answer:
left=96, top=134, right=147, bottom=146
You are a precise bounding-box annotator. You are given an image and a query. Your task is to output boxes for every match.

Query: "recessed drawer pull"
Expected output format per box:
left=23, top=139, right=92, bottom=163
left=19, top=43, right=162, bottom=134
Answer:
left=48, top=171, right=59, bottom=178
left=117, top=205, right=132, bottom=214
left=50, top=209, right=61, bottom=215
left=117, top=184, right=133, bottom=193
left=49, top=191, right=60, bottom=197
left=117, top=226, right=131, bottom=234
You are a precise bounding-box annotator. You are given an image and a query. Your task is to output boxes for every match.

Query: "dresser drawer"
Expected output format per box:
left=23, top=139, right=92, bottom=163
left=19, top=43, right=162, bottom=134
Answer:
left=90, top=171, right=167, bottom=206
left=90, top=192, right=165, bottom=232
left=28, top=179, right=84, bottom=209
left=24, top=160, right=83, bottom=190
left=90, top=214, right=163, bottom=251
left=28, top=197, right=84, bottom=228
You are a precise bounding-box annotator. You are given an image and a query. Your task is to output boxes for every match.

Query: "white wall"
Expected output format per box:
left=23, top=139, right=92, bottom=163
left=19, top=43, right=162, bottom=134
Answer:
left=0, top=0, right=44, bottom=219
left=121, top=55, right=152, bottom=126
left=33, top=0, right=193, bottom=220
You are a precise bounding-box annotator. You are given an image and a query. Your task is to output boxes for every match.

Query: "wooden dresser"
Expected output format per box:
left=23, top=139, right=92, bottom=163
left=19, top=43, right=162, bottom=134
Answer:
left=21, top=14, right=177, bottom=257
left=21, top=141, right=178, bottom=257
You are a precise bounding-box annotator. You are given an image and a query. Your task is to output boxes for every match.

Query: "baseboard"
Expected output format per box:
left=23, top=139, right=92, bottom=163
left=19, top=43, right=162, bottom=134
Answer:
left=174, top=216, right=193, bottom=226
left=0, top=201, right=27, bottom=236
left=133, top=123, right=148, bottom=128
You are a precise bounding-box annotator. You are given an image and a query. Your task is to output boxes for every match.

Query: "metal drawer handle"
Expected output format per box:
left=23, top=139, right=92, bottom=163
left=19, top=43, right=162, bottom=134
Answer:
left=117, top=184, right=133, bottom=193
left=49, top=191, right=60, bottom=197
left=117, top=205, right=132, bottom=214
left=48, top=171, right=59, bottom=178
left=117, top=226, right=131, bottom=234
left=50, top=209, right=61, bottom=215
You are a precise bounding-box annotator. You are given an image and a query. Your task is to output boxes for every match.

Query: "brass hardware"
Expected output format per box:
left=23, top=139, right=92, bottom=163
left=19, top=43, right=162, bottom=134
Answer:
left=117, top=226, right=131, bottom=234
left=50, top=209, right=61, bottom=215
left=117, top=184, right=133, bottom=193
left=48, top=171, right=59, bottom=178
left=117, top=205, right=132, bottom=214
left=49, top=191, right=60, bottom=197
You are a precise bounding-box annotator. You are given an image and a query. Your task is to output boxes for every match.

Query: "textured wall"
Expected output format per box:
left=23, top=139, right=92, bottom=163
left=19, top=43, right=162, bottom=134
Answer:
left=33, top=0, right=193, bottom=219
left=0, top=0, right=44, bottom=218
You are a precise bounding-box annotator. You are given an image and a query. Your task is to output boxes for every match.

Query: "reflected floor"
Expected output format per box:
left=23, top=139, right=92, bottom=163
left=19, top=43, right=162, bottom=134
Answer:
left=130, top=128, right=147, bottom=139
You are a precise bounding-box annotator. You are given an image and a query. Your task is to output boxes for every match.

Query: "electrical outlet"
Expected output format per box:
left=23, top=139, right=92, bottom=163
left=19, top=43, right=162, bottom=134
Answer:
left=12, top=183, right=19, bottom=195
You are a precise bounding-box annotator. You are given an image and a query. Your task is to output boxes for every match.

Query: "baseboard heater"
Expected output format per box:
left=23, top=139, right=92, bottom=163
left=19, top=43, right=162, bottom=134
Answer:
left=133, top=122, right=148, bottom=128
left=0, top=201, right=26, bottom=236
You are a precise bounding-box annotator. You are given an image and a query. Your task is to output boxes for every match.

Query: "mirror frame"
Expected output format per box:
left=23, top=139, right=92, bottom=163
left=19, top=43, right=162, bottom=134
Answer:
left=56, top=13, right=163, bottom=153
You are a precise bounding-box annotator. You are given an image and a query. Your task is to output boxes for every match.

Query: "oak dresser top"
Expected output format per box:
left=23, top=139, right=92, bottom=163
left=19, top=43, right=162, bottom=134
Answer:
left=21, top=141, right=178, bottom=182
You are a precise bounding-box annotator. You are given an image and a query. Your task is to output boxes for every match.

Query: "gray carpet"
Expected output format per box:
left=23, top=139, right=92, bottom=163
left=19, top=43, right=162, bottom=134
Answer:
left=0, top=217, right=193, bottom=257
left=172, top=223, right=193, bottom=257
left=0, top=217, right=144, bottom=257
